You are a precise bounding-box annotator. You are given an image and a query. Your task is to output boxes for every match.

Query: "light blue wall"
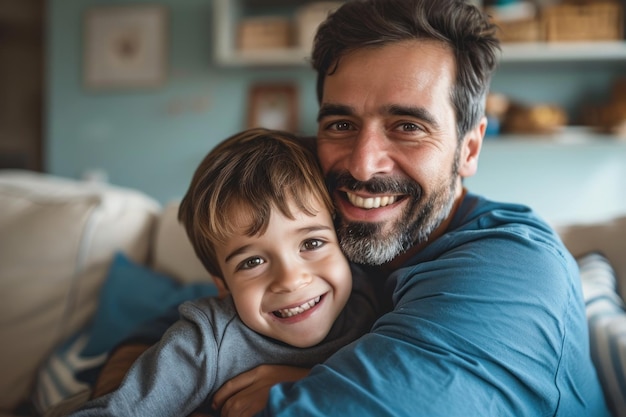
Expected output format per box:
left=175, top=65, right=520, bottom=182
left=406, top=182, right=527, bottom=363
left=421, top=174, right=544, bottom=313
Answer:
left=47, top=0, right=318, bottom=203
left=47, top=0, right=626, bottom=223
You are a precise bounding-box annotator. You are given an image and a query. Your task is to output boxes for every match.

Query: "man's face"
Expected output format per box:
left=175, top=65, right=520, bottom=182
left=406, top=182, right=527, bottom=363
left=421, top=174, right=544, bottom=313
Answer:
left=316, top=40, right=482, bottom=266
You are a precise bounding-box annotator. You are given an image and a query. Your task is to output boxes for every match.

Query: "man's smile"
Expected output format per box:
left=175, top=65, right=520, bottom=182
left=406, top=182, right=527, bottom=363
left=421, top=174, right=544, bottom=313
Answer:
left=346, top=191, right=399, bottom=209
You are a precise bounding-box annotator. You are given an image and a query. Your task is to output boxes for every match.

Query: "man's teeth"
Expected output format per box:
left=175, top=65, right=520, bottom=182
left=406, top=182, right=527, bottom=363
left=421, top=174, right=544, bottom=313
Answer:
left=274, top=296, right=321, bottom=318
left=347, top=192, right=397, bottom=209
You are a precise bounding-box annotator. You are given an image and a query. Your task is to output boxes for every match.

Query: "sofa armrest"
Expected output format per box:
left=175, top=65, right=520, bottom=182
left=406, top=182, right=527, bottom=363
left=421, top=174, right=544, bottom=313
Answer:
left=557, top=215, right=626, bottom=299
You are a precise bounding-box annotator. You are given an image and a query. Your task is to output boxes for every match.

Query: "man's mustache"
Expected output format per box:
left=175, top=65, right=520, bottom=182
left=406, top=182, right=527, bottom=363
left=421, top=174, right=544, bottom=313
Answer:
left=326, top=171, right=421, bottom=198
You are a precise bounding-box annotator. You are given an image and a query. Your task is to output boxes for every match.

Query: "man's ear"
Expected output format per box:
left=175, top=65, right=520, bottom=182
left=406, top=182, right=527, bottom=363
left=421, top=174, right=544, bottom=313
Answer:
left=458, top=116, right=486, bottom=178
left=213, top=276, right=230, bottom=299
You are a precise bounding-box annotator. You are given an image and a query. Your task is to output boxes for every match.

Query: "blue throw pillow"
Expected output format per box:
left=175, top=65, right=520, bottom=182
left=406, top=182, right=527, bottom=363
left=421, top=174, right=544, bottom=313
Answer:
left=82, top=252, right=218, bottom=356
left=33, top=252, right=218, bottom=414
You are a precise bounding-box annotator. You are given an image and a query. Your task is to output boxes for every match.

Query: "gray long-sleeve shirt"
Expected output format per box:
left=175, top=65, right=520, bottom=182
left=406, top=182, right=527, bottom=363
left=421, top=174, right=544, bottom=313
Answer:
left=69, top=265, right=383, bottom=417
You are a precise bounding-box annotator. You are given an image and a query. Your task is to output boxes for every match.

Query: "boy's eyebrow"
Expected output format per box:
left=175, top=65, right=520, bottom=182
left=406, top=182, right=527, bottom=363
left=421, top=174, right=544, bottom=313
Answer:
left=224, top=245, right=252, bottom=264
left=317, top=103, right=439, bottom=129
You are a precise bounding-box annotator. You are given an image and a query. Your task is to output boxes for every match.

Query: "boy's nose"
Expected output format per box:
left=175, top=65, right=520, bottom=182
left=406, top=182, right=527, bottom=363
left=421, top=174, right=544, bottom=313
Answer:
left=270, top=262, right=312, bottom=293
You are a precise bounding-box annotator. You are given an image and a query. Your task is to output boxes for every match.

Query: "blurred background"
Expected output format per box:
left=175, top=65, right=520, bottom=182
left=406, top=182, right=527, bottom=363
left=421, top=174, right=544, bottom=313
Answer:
left=1, top=0, right=625, bottom=225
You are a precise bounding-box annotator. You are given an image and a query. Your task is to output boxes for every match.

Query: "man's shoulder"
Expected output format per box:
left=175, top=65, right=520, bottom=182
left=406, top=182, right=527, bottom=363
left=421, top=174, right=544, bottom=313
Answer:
left=452, top=192, right=559, bottom=244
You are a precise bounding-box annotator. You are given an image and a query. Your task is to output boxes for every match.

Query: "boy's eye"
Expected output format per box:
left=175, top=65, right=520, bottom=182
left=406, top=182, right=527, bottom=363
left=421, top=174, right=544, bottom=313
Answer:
left=239, top=257, right=264, bottom=270
left=302, top=239, right=325, bottom=251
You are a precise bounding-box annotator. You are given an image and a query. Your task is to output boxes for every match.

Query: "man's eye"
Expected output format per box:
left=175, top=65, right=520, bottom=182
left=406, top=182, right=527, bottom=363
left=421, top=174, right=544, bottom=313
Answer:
left=331, top=121, right=352, bottom=131
left=400, top=122, right=420, bottom=132
left=302, top=239, right=325, bottom=251
left=239, top=257, right=264, bottom=270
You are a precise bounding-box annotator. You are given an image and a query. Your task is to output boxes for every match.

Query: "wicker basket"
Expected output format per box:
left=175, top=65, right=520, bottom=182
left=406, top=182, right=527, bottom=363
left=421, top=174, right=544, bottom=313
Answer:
left=237, top=17, right=293, bottom=51
left=493, top=17, right=543, bottom=42
left=544, top=2, right=624, bottom=42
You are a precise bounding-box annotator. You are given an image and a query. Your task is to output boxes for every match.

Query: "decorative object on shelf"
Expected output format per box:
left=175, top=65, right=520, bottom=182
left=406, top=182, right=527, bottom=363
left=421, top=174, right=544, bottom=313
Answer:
left=501, top=100, right=568, bottom=135
left=485, top=93, right=511, bottom=136
left=580, top=78, right=626, bottom=139
left=83, top=5, right=168, bottom=90
left=247, top=83, right=298, bottom=133
left=237, top=16, right=292, bottom=51
left=295, top=2, right=344, bottom=53
left=543, top=1, right=623, bottom=42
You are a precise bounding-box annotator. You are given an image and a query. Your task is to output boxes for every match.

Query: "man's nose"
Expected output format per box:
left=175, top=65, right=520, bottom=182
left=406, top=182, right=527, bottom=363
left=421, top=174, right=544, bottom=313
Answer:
left=269, top=261, right=312, bottom=293
left=347, top=127, right=394, bottom=181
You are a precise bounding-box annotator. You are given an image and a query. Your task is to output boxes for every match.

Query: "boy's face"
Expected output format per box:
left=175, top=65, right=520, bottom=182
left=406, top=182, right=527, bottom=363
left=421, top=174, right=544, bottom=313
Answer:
left=215, top=198, right=352, bottom=348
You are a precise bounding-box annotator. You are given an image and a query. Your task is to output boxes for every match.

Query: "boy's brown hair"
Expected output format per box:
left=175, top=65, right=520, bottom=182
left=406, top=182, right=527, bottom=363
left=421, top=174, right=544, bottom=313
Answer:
left=178, top=128, right=334, bottom=279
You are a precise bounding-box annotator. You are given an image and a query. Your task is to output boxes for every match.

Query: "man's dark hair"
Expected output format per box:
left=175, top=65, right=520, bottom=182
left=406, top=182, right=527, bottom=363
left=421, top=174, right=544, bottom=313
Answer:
left=311, top=0, right=500, bottom=140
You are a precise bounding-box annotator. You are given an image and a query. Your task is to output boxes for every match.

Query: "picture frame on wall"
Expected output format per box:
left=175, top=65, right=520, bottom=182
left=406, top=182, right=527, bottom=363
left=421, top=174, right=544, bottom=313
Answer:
left=83, top=5, right=168, bottom=90
left=247, top=83, right=299, bottom=132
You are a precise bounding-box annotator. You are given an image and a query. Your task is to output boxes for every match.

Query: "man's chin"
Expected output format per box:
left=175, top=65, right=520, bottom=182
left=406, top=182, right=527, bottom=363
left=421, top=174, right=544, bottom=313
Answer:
left=337, top=221, right=408, bottom=265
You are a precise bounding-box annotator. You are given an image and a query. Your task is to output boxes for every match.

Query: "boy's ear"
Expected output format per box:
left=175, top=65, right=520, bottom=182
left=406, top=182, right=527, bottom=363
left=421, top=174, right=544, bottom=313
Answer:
left=213, top=276, right=230, bottom=299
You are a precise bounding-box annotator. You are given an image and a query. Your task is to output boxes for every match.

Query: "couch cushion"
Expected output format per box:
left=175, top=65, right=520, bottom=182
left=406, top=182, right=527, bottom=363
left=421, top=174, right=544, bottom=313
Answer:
left=0, top=170, right=160, bottom=411
left=557, top=215, right=626, bottom=300
left=150, top=201, right=213, bottom=284
left=32, top=252, right=218, bottom=415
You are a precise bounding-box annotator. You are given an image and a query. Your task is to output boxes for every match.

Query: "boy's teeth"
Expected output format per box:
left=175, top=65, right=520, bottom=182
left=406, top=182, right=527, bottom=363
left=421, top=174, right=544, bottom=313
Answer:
left=274, top=296, right=321, bottom=318
left=347, top=193, right=397, bottom=209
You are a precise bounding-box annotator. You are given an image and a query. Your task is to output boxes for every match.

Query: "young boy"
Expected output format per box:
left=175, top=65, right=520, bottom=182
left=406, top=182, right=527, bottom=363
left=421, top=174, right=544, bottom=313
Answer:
left=68, top=128, right=384, bottom=417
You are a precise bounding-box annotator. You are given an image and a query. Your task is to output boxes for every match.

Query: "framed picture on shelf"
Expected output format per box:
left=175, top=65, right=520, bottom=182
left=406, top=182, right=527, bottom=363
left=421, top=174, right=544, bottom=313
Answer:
left=83, top=5, right=168, bottom=90
left=247, top=83, right=298, bottom=132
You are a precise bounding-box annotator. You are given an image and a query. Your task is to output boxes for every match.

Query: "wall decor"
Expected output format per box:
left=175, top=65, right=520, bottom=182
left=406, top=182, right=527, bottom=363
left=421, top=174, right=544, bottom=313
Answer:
left=247, top=83, right=298, bottom=132
left=84, top=5, right=168, bottom=90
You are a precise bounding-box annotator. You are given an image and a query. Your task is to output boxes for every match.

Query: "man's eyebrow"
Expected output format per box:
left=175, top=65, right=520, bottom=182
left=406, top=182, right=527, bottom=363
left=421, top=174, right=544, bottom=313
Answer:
left=317, top=103, right=440, bottom=130
left=386, top=104, right=440, bottom=130
left=317, top=103, right=354, bottom=122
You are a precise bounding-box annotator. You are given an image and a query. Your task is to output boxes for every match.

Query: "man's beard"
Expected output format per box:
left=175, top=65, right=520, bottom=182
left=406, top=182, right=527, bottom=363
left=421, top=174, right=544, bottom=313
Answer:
left=328, top=163, right=459, bottom=266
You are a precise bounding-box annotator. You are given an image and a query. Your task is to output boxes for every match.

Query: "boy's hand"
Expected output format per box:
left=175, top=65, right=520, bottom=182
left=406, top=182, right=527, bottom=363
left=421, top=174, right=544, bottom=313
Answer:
left=212, top=365, right=309, bottom=417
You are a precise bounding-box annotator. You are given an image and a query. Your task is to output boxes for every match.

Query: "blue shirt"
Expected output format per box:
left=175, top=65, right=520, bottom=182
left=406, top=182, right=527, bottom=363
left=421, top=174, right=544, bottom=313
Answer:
left=258, top=192, right=609, bottom=416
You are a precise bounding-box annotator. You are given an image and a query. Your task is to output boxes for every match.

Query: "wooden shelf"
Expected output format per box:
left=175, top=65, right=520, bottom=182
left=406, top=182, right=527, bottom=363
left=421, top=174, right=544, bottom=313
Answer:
left=500, top=41, right=626, bottom=63
left=485, top=127, right=626, bottom=144
left=213, top=0, right=626, bottom=67
left=214, top=41, right=626, bottom=68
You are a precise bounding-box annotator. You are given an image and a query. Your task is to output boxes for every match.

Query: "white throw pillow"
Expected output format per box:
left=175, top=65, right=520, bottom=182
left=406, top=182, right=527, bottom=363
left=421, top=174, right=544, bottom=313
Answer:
left=578, top=252, right=626, bottom=417
left=0, top=170, right=160, bottom=411
left=150, top=201, right=213, bottom=284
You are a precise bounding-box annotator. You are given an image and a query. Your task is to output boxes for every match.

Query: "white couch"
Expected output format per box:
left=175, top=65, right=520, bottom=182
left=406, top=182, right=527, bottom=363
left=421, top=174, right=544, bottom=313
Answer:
left=0, top=170, right=215, bottom=416
left=0, top=169, right=624, bottom=416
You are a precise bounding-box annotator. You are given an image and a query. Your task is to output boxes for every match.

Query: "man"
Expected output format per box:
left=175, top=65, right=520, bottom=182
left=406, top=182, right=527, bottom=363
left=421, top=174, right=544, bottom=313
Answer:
left=95, top=1, right=610, bottom=416
left=215, top=1, right=608, bottom=416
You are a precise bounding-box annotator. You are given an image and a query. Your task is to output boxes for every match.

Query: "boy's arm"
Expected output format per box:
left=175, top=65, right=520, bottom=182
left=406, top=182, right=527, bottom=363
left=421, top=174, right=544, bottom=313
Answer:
left=92, top=285, right=229, bottom=400
left=91, top=343, right=151, bottom=398
left=91, top=305, right=181, bottom=398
